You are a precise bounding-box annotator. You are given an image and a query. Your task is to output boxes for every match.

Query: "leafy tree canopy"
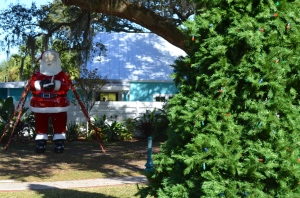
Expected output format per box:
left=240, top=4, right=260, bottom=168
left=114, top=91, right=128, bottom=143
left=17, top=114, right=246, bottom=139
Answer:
left=0, top=0, right=154, bottom=80
left=61, top=0, right=196, bottom=52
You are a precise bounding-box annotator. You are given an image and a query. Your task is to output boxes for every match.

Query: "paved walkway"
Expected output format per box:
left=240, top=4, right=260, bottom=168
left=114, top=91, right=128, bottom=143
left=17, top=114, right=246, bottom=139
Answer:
left=0, top=176, right=147, bottom=191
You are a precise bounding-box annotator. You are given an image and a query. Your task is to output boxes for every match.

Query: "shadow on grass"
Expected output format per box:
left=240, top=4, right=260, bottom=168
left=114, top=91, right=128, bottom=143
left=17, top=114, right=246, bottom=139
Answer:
left=0, top=139, right=159, bottom=182
left=29, top=184, right=116, bottom=198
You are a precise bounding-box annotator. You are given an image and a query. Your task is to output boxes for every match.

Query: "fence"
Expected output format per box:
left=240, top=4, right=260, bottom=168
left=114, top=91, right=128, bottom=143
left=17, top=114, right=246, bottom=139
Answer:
left=17, top=101, right=165, bottom=124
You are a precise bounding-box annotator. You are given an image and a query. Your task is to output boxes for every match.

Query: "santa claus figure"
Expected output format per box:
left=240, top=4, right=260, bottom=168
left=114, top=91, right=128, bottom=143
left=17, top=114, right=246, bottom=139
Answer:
left=29, top=49, right=71, bottom=153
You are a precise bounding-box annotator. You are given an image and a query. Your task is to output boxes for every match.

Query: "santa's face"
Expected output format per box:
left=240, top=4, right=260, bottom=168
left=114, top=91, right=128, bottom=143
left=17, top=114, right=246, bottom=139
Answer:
left=40, top=50, right=62, bottom=76
left=44, top=51, right=57, bottom=66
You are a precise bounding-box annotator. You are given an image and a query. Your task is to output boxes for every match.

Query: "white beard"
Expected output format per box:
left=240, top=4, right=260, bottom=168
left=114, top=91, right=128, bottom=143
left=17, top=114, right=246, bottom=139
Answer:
left=40, top=50, right=62, bottom=76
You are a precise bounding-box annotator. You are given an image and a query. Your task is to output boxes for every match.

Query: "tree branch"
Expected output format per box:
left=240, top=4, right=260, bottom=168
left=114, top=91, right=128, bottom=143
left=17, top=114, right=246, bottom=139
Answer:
left=61, top=0, right=188, bottom=52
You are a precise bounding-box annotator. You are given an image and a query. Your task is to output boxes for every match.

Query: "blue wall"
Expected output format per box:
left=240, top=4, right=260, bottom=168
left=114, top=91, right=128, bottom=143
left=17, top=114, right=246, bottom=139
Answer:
left=0, top=88, right=32, bottom=102
left=0, top=82, right=179, bottom=102
left=129, top=81, right=178, bottom=101
left=0, top=88, right=7, bottom=99
left=9, top=88, right=32, bottom=102
left=1, top=88, right=74, bottom=103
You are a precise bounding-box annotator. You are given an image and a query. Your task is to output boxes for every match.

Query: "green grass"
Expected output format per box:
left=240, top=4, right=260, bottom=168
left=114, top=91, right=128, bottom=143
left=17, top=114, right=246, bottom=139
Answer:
left=0, top=139, right=160, bottom=182
left=0, top=184, right=154, bottom=198
left=0, top=139, right=160, bottom=197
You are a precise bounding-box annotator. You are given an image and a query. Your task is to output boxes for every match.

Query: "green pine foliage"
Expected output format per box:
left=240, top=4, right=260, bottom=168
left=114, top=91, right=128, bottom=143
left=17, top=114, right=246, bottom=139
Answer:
left=139, top=0, right=300, bottom=197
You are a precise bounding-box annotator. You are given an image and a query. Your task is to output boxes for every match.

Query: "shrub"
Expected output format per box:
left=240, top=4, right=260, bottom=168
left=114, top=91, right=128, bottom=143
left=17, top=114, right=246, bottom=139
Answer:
left=0, top=97, right=34, bottom=143
left=14, top=111, right=36, bottom=142
left=92, top=114, right=132, bottom=142
left=123, top=118, right=136, bottom=134
left=134, top=108, right=169, bottom=141
left=66, top=121, right=81, bottom=141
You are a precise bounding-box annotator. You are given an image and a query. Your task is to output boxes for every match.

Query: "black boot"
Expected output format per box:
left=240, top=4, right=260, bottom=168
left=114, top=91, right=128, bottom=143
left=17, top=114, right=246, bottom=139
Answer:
left=36, top=140, right=46, bottom=153
left=54, top=139, right=64, bottom=153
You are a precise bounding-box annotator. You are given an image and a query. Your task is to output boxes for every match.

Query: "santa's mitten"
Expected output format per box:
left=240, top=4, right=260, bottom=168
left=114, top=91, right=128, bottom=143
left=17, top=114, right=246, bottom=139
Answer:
left=40, top=79, right=55, bottom=91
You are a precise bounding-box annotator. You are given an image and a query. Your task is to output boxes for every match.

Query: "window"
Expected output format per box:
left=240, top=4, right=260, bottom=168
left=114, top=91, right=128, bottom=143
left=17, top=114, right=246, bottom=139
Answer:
left=96, top=92, right=118, bottom=101
left=153, top=94, right=174, bottom=102
left=155, top=96, right=166, bottom=102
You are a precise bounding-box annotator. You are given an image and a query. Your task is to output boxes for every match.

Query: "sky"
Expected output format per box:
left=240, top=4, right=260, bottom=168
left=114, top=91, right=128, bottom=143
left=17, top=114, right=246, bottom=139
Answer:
left=0, top=0, right=52, bottom=62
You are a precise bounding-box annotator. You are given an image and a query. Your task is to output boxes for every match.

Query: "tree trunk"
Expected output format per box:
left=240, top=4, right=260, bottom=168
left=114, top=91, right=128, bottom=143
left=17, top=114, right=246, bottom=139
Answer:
left=61, top=0, right=188, bottom=52
left=19, top=57, right=25, bottom=81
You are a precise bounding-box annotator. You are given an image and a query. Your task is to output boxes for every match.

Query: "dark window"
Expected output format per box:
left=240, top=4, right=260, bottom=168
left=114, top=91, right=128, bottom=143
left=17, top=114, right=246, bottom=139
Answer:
left=96, top=92, right=118, bottom=101
left=155, top=96, right=166, bottom=102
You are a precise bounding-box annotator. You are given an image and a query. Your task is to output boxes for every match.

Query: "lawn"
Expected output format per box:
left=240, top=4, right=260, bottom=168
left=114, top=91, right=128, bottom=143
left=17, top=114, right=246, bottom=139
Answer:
left=0, top=184, right=151, bottom=198
left=0, top=138, right=160, bottom=182
left=0, top=138, right=159, bottom=197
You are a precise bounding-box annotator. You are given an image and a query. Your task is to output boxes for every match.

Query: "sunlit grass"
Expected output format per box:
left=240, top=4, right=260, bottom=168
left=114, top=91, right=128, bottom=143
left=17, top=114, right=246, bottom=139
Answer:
left=0, top=184, right=154, bottom=198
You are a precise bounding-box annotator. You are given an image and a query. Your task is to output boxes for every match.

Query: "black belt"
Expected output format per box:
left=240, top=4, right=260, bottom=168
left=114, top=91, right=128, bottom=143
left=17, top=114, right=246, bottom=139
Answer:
left=34, top=94, right=67, bottom=98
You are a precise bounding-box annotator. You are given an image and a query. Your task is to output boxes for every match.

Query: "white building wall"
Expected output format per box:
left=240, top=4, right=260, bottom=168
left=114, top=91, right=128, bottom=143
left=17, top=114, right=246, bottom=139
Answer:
left=16, top=101, right=164, bottom=124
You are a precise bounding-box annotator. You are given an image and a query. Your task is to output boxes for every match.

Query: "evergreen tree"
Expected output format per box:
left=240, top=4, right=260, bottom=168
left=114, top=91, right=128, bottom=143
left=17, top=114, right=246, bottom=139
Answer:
left=140, top=0, right=300, bottom=197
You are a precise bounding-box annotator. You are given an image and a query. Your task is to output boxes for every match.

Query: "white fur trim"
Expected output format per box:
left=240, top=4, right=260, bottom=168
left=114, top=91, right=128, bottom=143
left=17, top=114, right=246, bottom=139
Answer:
left=53, top=133, right=66, bottom=140
left=30, top=106, right=69, bottom=113
left=35, top=134, right=48, bottom=140
left=34, top=80, right=41, bottom=90
left=54, top=80, right=61, bottom=90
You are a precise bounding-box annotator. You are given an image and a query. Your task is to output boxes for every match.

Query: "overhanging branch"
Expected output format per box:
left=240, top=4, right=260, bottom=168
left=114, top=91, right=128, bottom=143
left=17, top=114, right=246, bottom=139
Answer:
left=61, top=0, right=188, bottom=52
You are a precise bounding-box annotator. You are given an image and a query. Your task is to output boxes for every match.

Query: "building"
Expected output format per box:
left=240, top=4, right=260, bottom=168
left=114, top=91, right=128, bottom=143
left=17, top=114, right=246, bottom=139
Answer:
left=0, top=32, right=186, bottom=102
left=87, top=32, right=186, bottom=102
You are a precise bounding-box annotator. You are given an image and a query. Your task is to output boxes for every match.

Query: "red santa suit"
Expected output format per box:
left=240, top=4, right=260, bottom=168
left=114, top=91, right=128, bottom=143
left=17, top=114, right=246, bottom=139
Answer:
left=29, top=50, right=70, bottom=148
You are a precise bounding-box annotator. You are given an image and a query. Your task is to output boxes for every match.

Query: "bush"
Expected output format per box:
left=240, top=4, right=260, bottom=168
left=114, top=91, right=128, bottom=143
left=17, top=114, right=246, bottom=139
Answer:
left=92, top=114, right=132, bottom=142
left=14, top=111, right=36, bottom=142
left=66, top=121, right=81, bottom=141
left=0, top=97, right=35, bottom=143
left=123, top=118, right=136, bottom=134
left=134, top=108, right=169, bottom=141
